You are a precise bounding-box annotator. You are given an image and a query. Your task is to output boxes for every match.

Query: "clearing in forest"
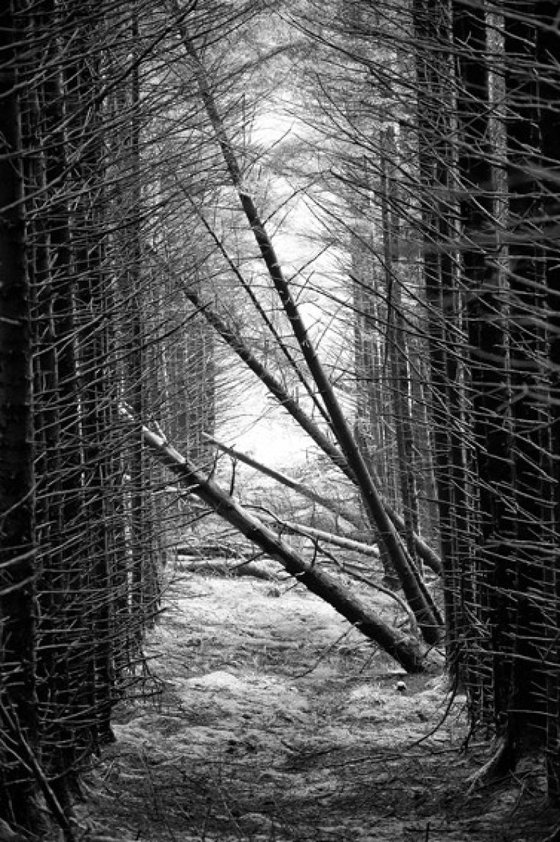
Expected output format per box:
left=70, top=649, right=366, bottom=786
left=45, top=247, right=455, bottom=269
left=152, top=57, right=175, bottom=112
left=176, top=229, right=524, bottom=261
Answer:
left=84, top=565, right=560, bottom=842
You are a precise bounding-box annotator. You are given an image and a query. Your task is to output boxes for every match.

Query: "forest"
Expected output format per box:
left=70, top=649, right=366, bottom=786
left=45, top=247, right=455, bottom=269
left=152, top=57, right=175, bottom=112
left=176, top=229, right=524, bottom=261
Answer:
left=1, top=0, right=560, bottom=839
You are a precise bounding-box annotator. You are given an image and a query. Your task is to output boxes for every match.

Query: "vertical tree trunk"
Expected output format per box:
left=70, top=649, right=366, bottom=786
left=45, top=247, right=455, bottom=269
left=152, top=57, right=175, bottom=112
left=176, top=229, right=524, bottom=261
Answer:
left=117, top=3, right=158, bottom=635
left=25, top=0, right=97, bottom=811
left=350, top=176, right=399, bottom=588
left=446, top=1, right=560, bottom=788
left=494, top=0, right=558, bottom=777
left=380, top=127, right=420, bottom=564
left=0, top=3, right=39, bottom=827
left=535, top=1, right=560, bottom=800
left=53, top=0, right=118, bottom=798
left=413, top=0, right=475, bottom=672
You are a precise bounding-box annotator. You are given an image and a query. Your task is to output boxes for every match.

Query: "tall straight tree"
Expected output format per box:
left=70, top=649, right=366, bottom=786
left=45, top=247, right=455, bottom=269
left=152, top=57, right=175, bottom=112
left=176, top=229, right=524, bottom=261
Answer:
left=380, top=126, right=420, bottom=565
left=452, top=0, right=510, bottom=723
left=0, top=2, right=40, bottom=828
left=535, top=1, right=560, bottom=796
left=412, top=0, right=477, bottom=676
left=488, top=0, right=560, bottom=787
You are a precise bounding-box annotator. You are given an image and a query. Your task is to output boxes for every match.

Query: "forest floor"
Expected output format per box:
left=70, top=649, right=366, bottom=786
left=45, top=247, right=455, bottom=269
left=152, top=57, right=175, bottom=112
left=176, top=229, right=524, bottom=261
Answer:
left=83, top=561, right=560, bottom=842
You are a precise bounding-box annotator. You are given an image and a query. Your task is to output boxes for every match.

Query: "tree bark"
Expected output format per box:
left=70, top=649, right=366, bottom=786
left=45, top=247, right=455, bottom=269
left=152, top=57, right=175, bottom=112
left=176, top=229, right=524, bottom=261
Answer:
left=413, top=0, right=474, bottom=673
left=380, top=126, right=420, bottom=564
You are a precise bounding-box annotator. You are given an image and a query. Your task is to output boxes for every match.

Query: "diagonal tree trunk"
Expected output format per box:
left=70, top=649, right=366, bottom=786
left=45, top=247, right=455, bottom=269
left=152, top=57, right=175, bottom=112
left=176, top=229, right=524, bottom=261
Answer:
left=150, top=242, right=442, bottom=574
left=121, top=407, right=426, bottom=673
left=190, top=290, right=443, bottom=576
left=207, top=433, right=442, bottom=575
left=184, top=288, right=351, bottom=475
left=206, top=433, right=364, bottom=530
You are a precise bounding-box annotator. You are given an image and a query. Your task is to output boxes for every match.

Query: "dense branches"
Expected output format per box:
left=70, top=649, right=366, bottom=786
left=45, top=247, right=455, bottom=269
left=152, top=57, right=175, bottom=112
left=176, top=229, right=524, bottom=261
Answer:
left=3, top=0, right=560, bottom=831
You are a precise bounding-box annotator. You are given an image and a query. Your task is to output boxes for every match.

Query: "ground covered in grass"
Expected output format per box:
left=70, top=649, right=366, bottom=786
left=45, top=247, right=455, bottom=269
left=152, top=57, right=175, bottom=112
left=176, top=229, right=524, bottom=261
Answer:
left=82, top=564, right=560, bottom=841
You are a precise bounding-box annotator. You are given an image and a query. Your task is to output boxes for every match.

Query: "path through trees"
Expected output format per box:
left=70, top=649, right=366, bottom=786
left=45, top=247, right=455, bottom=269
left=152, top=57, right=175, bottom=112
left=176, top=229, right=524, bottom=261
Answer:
left=2, top=2, right=560, bottom=838
left=86, top=567, right=559, bottom=841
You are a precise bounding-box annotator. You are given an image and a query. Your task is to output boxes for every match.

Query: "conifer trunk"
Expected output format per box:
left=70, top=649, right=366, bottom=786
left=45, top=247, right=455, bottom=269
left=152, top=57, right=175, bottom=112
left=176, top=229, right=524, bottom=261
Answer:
left=0, top=4, right=39, bottom=826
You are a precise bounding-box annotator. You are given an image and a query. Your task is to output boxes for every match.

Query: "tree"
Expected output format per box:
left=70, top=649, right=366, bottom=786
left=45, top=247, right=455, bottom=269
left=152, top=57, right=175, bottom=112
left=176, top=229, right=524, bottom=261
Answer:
left=412, top=0, right=560, bottom=793
left=0, top=2, right=168, bottom=829
left=0, top=3, right=40, bottom=827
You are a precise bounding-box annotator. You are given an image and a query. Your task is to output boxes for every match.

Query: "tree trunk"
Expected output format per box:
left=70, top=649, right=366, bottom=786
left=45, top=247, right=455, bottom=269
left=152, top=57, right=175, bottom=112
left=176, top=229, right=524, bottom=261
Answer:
left=413, top=0, right=476, bottom=676
left=206, top=434, right=364, bottom=530
left=536, top=0, right=560, bottom=801
left=123, top=409, right=426, bottom=673
left=0, top=4, right=39, bottom=826
left=380, top=126, right=420, bottom=564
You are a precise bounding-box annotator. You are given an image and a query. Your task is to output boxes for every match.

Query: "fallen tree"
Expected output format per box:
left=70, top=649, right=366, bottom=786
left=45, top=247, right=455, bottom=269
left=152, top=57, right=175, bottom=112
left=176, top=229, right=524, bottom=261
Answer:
left=205, top=433, right=363, bottom=530
left=207, top=434, right=441, bottom=575
left=259, top=515, right=380, bottom=558
left=121, top=407, right=426, bottom=673
left=177, top=557, right=278, bottom=582
left=149, top=250, right=442, bottom=579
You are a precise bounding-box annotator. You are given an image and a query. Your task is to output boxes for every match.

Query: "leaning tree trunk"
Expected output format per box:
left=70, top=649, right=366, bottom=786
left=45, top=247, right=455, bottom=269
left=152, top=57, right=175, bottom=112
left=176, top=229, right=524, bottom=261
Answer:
left=121, top=409, right=426, bottom=674
left=207, top=432, right=442, bottom=575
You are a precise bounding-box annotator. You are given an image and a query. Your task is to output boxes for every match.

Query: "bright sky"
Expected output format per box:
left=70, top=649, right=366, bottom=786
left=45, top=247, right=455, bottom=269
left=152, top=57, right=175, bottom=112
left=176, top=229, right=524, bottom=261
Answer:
left=216, top=102, right=341, bottom=469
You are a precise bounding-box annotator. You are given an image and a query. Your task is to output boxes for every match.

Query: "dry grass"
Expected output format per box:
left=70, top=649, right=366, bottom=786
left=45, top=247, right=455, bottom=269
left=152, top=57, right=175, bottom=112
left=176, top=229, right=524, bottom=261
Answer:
left=79, top=569, right=560, bottom=841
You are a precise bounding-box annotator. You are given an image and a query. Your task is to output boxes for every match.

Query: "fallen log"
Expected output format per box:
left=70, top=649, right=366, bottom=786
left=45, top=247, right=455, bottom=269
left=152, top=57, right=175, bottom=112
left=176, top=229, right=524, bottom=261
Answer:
left=205, top=433, right=363, bottom=529
left=175, top=542, right=248, bottom=559
left=206, top=435, right=441, bottom=576
left=121, top=408, right=426, bottom=673
left=259, top=516, right=380, bottom=558
left=178, top=557, right=278, bottom=581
